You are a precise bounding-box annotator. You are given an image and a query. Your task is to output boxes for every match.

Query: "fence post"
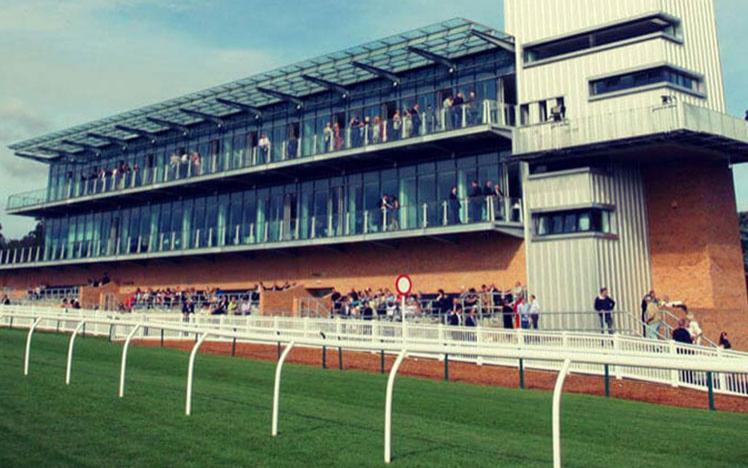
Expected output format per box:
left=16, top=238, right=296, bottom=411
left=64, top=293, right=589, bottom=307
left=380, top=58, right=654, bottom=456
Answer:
left=613, top=333, right=622, bottom=380
left=118, top=324, right=143, bottom=398
left=717, top=348, right=727, bottom=391
left=707, top=371, right=716, bottom=411
left=552, top=359, right=572, bottom=468
left=519, top=358, right=525, bottom=389
left=444, top=353, right=449, bottom=381
left=669, top=341, right=679, bottom=387
left=272, top=341, right=295, bottom=437
left=23, top=317, right=43, bottom=376
left=185, top=333, right=209, bottom=416
left=604, top=364, right=610, bottom=398
left=65, top=320, right=86, bottom=385
left=380, top=349, right=385, bottom=374
left=384, top=349, right=407, bottom=464
left=338, top=347, right=343, bottom=370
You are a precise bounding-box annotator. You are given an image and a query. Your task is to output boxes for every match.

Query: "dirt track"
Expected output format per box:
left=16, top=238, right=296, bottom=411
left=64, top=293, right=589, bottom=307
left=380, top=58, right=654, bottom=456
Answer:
left=133, top=339, right=748, bottom=413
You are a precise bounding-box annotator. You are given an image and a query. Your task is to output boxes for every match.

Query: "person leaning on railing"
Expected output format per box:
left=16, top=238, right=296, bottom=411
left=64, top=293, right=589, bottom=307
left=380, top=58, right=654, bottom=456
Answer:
left=593, top=287, right=616, bottom=334
left=644, top=296, right=664, bottom=339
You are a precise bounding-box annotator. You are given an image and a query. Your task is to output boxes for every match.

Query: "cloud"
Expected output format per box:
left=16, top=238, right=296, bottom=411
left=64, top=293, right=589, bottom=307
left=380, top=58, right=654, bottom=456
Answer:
left=0, top=0, right=278, bottom=238
left=0, top=99, right=53, bottom=142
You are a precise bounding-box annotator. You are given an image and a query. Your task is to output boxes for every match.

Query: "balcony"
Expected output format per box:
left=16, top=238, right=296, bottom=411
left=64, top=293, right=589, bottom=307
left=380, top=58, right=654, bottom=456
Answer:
left=513, top=102, right=748, bottom=161
left=7, top=101, right=515, bottom=217
left=0, top=196, right=523, bottom=270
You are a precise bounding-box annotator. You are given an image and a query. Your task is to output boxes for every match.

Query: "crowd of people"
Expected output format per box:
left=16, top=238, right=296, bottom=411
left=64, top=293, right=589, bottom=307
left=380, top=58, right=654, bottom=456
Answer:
left=328, top=282, right=541, bottom=329
left=120, top=281, right=297, bottom=314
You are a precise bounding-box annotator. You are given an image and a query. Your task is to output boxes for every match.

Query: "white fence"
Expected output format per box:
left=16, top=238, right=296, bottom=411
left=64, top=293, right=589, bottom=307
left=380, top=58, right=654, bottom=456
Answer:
left=3, top=305, right=747, bottom=397
left=2, top=305, right=748, bottom=467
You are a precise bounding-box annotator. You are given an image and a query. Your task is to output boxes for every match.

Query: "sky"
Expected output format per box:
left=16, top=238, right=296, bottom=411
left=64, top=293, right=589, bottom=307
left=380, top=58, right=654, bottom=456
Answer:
left=0, top=0, right=746, bottom=238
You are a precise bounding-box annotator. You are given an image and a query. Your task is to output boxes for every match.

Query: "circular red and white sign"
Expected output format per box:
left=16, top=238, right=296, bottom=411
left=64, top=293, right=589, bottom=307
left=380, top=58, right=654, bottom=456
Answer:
left=395, top=274, right=412, bottom=296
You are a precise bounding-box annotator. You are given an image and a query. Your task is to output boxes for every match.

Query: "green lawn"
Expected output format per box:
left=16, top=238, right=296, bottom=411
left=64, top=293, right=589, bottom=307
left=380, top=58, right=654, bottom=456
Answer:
left=0, top=329, right=746, bottom=467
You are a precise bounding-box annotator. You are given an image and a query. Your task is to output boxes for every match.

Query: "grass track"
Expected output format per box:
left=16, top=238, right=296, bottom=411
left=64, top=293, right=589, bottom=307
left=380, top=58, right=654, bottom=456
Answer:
left=0, top=329, right=747, bottom=467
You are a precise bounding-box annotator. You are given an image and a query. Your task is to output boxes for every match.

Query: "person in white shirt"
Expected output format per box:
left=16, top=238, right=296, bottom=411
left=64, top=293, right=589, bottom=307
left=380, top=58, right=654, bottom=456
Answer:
left=518, top=300, right=531, bottom=329
left=258, top=133, right=271, bottom=162
left=240, top=298, right=252, bottom=316
left=686, top=311, right=703, bottom=346
left=528, top=294, right=540, bottom=329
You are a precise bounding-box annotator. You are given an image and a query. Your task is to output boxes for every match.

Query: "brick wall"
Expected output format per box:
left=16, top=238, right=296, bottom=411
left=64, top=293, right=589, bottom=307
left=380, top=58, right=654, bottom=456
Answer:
left=644, top=160, right=748, bottom=347
left=0, top=232, right=526, bottom=304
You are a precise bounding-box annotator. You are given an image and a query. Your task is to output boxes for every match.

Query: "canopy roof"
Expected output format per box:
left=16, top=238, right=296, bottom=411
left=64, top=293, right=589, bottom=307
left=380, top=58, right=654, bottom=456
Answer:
left=10, top=18, right=513, bottom=159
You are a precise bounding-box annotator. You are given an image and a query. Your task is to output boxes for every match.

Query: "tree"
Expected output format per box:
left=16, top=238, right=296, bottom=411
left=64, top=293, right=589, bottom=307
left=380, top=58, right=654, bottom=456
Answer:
left=0, top=221, right=44, bottom=251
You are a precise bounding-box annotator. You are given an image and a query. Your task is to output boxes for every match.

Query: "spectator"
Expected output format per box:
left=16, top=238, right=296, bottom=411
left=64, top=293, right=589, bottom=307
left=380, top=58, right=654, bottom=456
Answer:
left=447, top=304, right=463, bottom=326
left=640, top=290, right=655, bottom=337
left=227, top=297, right=238, bottom=315
left=448, top=186, right=461, bottom=225
left=442, top=95, right=454, bottom=129
left=258, top=133, right=271, bottom=162
left=330, top=288, right=342, bottom=315
left=501, top=298, right=514, bottom=329
left=518, top=299, right=531, bottom=329
left=468, top=180, right=483, bottom=222
left=719, top=332, right=732, bottom=349
left=182, top=299, right=194, bottom=321
left=645, top=296, right=664, bottom=339
left=593, top=287, right=616, bottom=334
left=501, top=294, right=514, bottom=330
left=452, top=92, right=465, bottom=128
left=362, top=301, right=374, bottom=321
left=434, top=289, right=451, bottom=316
left=686, top=311, right=703, bottom=346
left=410, top=104, right=421, bottom=136
left=528, top=294, right=540, bottom=329
left=672, top=319, right=692, bottom=344
left=240, top=298, right=252, bottom=316
left=465, top=308, right=478, bottom=327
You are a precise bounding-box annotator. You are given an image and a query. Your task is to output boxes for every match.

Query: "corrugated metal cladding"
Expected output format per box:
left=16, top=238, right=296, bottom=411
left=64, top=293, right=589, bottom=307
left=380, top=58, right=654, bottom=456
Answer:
left=523, top=164, right=651, bottom=332
left=505, top=0, right=725, bottom=120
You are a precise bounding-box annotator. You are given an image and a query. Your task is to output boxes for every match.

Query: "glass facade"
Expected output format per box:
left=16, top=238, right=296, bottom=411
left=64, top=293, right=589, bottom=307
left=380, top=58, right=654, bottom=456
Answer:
left=39, top=49, right=514, bottom=206
left=35, top=153, right=521, bottom=262
left=1, top=20, right=524, bottom=267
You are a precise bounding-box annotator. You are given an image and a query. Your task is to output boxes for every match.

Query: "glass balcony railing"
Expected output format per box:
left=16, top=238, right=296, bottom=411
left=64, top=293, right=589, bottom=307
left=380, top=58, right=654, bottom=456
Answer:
left=6, top=101, right=516, bottom=212
left=0, top=195, right=523, bottom=267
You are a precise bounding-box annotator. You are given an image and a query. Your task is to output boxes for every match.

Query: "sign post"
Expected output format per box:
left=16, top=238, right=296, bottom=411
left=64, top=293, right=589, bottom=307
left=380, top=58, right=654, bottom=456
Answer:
left=395, top=274, right=413, bottom=322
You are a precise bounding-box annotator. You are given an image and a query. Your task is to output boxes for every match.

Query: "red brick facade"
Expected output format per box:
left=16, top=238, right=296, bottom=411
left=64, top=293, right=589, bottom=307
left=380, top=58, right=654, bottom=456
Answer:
left=0, top=232, right=526, bottom=299
left=643, top=160, right=748, bottom=347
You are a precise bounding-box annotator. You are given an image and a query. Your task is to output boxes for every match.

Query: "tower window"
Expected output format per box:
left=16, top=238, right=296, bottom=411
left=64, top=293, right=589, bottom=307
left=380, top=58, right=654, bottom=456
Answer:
left=589, top=65, right=704, bottom=98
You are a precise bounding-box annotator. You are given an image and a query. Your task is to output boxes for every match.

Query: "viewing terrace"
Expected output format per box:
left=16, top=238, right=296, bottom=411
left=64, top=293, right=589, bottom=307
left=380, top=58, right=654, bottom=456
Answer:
left=513, top=101, right=748, bottom=162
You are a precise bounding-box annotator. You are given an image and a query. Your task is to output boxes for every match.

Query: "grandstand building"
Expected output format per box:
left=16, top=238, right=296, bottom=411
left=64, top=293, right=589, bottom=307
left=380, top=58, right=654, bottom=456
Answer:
left=2, top=0, right=747, bottom=337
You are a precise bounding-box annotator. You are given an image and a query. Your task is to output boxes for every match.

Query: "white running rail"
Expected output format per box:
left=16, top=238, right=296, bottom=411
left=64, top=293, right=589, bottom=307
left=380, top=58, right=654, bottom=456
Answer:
left=2, top=305, right=748, bottom=467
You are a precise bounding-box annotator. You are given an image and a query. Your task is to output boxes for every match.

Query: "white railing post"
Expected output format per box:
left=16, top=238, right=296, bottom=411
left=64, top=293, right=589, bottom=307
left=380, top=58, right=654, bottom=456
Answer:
left=23, top=317, right=43, bottom=376
left=65, top=320, right=86, bottom=385
left=613, top=333, right=622, bottom=380
left=552, top=359, right=572, bottom=468
left=669, top=341, right=679, bottom=387
left=272, top=341, right=295, bottom=436
left=384, top=349, right=407, bottom=464
left=118, top=323, right=143, bottom=398
left=185, top=332, right=210, bottom=416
